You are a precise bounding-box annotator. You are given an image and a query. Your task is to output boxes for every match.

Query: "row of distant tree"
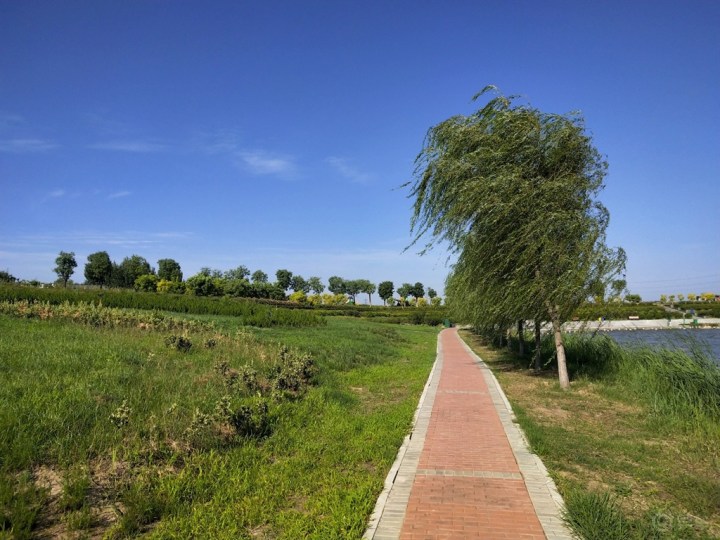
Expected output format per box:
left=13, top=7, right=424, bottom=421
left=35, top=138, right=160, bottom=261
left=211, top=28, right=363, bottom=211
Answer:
left=2, top=251, right=441, bottom=306
left=660, top=293, right=717, bottom=303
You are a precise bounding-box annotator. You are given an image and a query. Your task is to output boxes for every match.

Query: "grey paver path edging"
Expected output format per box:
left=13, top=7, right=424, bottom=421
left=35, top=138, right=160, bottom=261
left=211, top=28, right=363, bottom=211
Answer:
left=364, top=328, right=575, bottom=539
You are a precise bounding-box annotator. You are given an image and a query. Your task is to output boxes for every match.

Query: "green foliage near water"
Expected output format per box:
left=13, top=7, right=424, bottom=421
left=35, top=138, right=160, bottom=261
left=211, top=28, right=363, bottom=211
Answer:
left=0, top=314, right=437, bottom=538
left=678, top=302, right=720, bottom=318
left=0, top=284, right=323, bottom=327
left=522, top=331, right=720, bottom=426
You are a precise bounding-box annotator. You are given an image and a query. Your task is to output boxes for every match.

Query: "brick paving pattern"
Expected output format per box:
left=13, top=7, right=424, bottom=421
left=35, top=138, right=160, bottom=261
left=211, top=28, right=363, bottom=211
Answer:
left=365, top=328, right=574, bottom=540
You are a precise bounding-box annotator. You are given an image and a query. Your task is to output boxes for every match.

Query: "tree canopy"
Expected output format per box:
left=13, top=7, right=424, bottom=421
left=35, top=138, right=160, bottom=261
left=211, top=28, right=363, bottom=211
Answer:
left=409, top=86, right=625, bottom=388
left=224, top=265, right=250, bottom=281
left=251, top=270, right=268, bottom=283
left=157, top=258, right=183, bottom=282
left=275, top=269, right=293, bottom=291
left=327, top=276, right=345, bottom=295
left=84, top=251, right=112, bottom=288
left=378, top=281, right=394, bottom=305
left=397, top=283, right=412, bottom=303
left=0, top=270, right=17, bottom=283
left=112, top=255, right=153, bottom=288
left=54, top=251, right=77, bottom=287
left=307, top=276, right=325, bottom=295
left=291, top=275, right=310, bottom=294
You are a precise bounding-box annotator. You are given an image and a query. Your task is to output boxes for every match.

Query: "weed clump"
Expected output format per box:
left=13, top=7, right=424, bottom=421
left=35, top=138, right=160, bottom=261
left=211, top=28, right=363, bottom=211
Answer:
left=230, top=399, right=271, bottom=438
left=164, top=335, right=192, bottom=353
left=563, top=490, right=630, bottom=540
left=270, top=346, right=317, bottom=395
left=109, top=400, right=132, bottom=429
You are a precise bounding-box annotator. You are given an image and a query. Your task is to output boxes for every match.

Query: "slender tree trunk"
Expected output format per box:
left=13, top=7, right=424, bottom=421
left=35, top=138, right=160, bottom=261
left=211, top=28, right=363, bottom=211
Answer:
left=517, top=320, right=525, bottom=356
left=534, top=319, right=542, bottom=372
left=551, top=312, right=570, bottom=389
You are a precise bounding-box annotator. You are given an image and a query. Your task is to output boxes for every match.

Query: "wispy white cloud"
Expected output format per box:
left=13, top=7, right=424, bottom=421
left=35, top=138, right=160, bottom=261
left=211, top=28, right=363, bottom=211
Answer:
left=0, top=138, right=59, bottom=153
left=89, top=140, right=167, bottom=153
left=238, top=150, right=297, bottom=177
left=107, top=191, right=131, bottom=200
left=82, top=112, right=131, bottom=136
left=1, top=231, right=195, bottom=251
left=48, top=189, right=65, bottom=198
left=325, top=157, right=373, bottom=184
left=197, top=129, right=243, bottom=154
left=193, top=129, right=299, bottom=179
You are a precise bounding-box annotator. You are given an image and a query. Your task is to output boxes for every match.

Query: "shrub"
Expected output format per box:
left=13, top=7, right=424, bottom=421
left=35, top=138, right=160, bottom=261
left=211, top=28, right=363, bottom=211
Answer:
left=270, top=346, right=317, bottom=395
left=230, top=399, right=271, bottom=438
left=224, top=279, right=252, bottom=298
left=185, top=274, right=224, bottom=296
left=156, top=279, right=186, bottom=294
left=288, top=291, right=307, bottom=304
left=164, top=335, right=192, bottom=353
left=134, top=274, right=158, bottom=292
left=0, top=270, right=18, bottom=283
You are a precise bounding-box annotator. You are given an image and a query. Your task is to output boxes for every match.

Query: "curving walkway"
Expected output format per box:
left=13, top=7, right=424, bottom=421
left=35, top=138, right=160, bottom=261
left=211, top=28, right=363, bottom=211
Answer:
left=364, top=328, right=574, bottom=540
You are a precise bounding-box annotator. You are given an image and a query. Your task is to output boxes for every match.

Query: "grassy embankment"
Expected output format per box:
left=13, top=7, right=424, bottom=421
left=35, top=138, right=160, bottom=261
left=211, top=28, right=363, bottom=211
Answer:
left=0, top=284, right=447, bottom=326
left=461, top=330, right=720, bottom=540
left=0, top=302, right=438, bottom=539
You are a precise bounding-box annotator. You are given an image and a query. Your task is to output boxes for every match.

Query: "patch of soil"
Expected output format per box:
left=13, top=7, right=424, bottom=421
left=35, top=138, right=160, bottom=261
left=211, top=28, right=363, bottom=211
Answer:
left=31, top=459, right=134, bottom=539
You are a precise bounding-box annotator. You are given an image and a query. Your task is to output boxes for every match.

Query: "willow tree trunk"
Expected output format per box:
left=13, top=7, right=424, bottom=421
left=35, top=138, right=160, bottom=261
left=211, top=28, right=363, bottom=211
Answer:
left=534, top=319, right=542, bottom=372
left=517, top=320, right=525, bottom=356
left=550, top=313, right=570, bottom=389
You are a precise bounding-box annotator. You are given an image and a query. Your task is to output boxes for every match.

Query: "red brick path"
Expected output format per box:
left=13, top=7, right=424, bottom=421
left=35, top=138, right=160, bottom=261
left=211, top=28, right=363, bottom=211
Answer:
left=399, top=328, right=546, bottom=539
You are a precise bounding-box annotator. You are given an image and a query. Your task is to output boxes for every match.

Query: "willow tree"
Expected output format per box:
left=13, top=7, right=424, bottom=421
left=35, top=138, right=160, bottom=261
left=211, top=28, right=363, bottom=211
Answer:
left=409, top=87, right=624, bottom=389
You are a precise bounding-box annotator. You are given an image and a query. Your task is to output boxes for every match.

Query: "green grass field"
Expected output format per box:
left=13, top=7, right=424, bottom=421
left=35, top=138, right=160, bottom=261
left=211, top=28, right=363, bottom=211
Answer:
left=0, top=313, right=438, bottom=538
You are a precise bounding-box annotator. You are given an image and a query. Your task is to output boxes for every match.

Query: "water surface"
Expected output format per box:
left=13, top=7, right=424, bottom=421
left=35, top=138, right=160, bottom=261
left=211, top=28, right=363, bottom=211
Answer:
left=605, top=328, right=720, bottom=365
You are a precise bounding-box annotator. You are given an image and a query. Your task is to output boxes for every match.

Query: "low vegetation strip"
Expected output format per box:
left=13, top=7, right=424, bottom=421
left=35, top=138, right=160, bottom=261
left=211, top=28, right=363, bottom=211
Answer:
left=0, top=314, right=437, bottom=538
left=572, top=303, right=670, bottom=321
left=0, top=285, right=323, bottom=327
left=460, top=330, right=720, bottom=540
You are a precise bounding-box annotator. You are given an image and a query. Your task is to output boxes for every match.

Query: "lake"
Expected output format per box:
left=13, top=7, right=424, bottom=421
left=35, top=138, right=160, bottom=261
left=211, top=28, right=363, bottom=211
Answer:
left=606, top=328, right=720, bottom=365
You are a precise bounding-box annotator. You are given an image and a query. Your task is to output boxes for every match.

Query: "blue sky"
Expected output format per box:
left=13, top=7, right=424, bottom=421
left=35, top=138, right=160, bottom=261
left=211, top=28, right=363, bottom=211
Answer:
left=1, top=1, right=718, bottom=301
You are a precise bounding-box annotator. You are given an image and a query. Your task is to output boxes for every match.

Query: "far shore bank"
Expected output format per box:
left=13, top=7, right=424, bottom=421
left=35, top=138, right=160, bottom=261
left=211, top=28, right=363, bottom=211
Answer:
left=562, top=318, right=720, bottom=332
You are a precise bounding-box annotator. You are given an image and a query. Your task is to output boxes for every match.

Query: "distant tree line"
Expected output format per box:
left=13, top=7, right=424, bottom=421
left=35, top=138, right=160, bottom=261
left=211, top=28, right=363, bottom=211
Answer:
left=660, top=293, right=717, bottom=303
left=17, top=251, right=444, bottom=306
